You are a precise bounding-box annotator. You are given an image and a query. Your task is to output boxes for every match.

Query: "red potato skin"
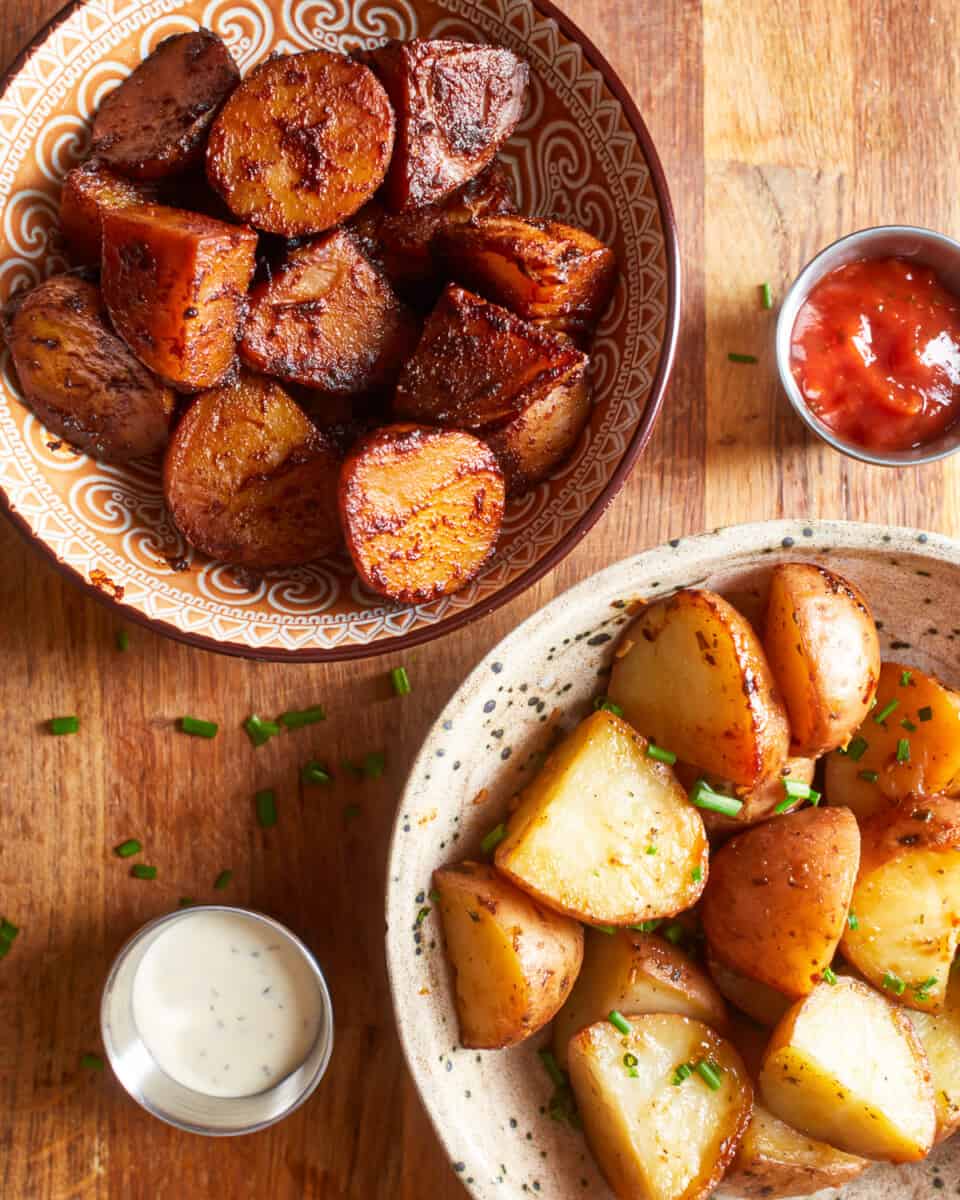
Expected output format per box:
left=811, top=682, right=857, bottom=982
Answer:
left=58, top=160, right=158, bottom=264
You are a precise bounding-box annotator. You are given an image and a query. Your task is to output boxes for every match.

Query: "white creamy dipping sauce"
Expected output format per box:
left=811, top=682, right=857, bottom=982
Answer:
left=131, top=910, right=322, bottom=1099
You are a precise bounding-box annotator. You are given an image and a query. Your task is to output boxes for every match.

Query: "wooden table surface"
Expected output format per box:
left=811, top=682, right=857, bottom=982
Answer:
left=2, top=1, right=959, bottom=1197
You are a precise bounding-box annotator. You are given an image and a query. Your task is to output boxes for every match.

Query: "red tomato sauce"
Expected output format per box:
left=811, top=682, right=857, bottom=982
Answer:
left=790, top=257, right=960, bottom=451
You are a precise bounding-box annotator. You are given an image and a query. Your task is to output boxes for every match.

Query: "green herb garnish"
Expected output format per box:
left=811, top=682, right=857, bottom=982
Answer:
left=858, top=770, right=879, bottom=783
left=689, top=779, right=743, bottom=817
left=179, top=715, right=218, bottom=738
left=244, top=714, right=280, bottom=748
left=761, top=282, right=773, bottom=309
left=874, top=699, right=899, bottom=725
left=822, top=967, right=838, bottom=985
left=301, top=761, right=332, bottom=786
left=845, top=735, right=869, bottom=760
left=593, top=696, right=623, bottom=717
left=691, top=866, right=703, bottom=883
left=80, top=1053, right=104, bottom=1071
left=608, top=1010, right=631, bottom=1036
left=882, top=971, right=906, bottom=996
left=213, top=869, right=233, bottom=891
left=728, top=352, right=758, bottom=364
left=116, top=630, right=129, bottom=652
left=900, top=670, right=913, bottom=687
left=695, top=1060, right=723, bottom=1091
left=113, top=839, right=142, bottom=858
left=279, top=705, right=326, bottom=730
left=255, top=789, right=277, bottom=828
left=480, top=823, right=508, bottom=857
left=49, top=716, right=79, bottom=735
left=896, top=738, right=911, bottom=764
left=672, top=1063, right=693, bottom=1086
left=390, top=667, right=412, bottom=697
left=646, top=743, right=677, bottom=766
left=848, top=912, right=859, bottom=930
left=130, top=864, right=157, bottom=880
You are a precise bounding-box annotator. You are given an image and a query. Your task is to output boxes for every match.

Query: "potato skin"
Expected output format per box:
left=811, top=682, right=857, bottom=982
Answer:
left=706, top=952, right=793, bottom=1028
left=673, top=758, right=817, bottom=840
left=4, top=274, right=175, bottom=462
left=58, top=160, right=157, bottom=264
left=91, top=30, right=239, bottom=180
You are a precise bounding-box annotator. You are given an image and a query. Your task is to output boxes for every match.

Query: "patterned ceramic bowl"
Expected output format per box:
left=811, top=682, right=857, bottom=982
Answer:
left=386, top=518, right=960, bottom=1200
left=0, top=0, right=678, bottom=661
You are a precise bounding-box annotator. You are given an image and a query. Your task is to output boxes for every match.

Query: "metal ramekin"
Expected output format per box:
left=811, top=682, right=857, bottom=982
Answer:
left=775, top=225, right=960, bottom=466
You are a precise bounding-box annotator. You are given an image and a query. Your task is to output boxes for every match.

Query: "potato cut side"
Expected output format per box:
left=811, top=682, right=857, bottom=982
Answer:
left=908, top=968, right=960, bottom=1141
left=568, top=1014, right=753, bottom=1200
left=609, top=589, right=790, bottom=788
left=759, top=976, right=935, bottom=1161
left=553, top=929, right=728, bottom=1070
left=59, top=160, right=157, bottom=264
left=432, top=861, right=583, bottom=1049
left=706, top=953, right=792, bottom=1028
left=840, top=795, right=960, bottom=1012
left=702, top=807, right=859, bottom=998
left=673, top=757, right=816, bottom=840
left=494, top=710, right=708, bottom=925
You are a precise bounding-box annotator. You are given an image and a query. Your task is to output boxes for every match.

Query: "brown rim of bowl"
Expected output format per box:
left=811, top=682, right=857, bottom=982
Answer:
left=0, top=0, right=681, bottom=663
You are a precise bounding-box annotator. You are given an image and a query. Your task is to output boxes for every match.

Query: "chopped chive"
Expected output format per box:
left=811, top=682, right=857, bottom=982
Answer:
left=760, top=282, right=773, bottom=309
left=244, top=714, right=280, bottom=748
left=845, top=735, right=869, bottom=761
left=691, top=866, right=703, bottom=883
left=822, top=967, right=838, bottom=985
left=672, top=1063, right=693, bottom=1086
left=914, top=975, right=938, bottom=998
left=774, top=797, right=796, bottom=814
left=344, top=803, right=361, bottom=823
left=808, top=789, right=822, bottom=806
left=415, top=906, right=431, bottom=927
left=255, top=789, right=277, bottom=828
left=919, top=706, right=934, bottom=722
left=608, top=1010, right=631, bottom=1036
left=363, top=751, right=386, bottom=779
left=178, top=897, right=196, bottom=908
left=480, top=823, right=508, bottom=857
left=429, top=889, right=441, bottom=903
left=301, top=761, right=332, bottom=786
left=80, top=1053, right=104, bottom=1072
left=662, top=921, right=686, bottom=946
left=901, top=719, right=917, bottom=732
left=538, top=1048, right=567, bottom=1090
left=113, top=839, right=142, bottom=858
left=0, top=919, right=19, bottom=944
left=645, top=845, right=657, bottom=856
left=728, top=352, right=758, bottom=364
left=130, top=864, right=157, bottom=880
left=695, top=1060, right=723, bottom=1091
left=858, top=769, right=879, bottom=783
left=213, top=869, right=233, bottom=891
left=882, top=971, right=906, bottom=996
left=646, top=742, right=677, bottom=766
left=593, top=696, right=623, bottom=717
left=848, top=912, right=859, bottom=930
left=116, top=630, right=129, bottom=652
left=49, top=715, right=79, bottom=735
left=896, top=738, right=911, bottom=764
left=179, top=715, right=218, bottom=738
left=623, top=1052, right=639, bottom=1068
left=689, top=779, right=743, bottom=817
left=784, top=780, right=814, bottom=799
left=595, top=924, right=616, bottom=935
left=900, top=670, right=913, bottom=687
left=279, top=705, right=326, bottom=730
left=390, top=667, right=412, bottom=697
left=631, top=919, right=663, bottom=933
left=874, top=699, right=899, bottom=725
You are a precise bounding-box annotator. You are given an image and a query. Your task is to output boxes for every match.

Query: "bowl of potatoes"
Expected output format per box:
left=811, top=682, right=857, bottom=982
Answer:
left=386, top=517, right=960, bottom=1200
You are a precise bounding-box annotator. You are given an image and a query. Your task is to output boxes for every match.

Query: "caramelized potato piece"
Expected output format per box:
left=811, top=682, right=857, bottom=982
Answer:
left=241, top=230, right=417, bottom=396
left=438, top=214, right=617, bottom=339
left=206, top=50, right=394, bottom=236
left=673, top=758, right=817, bottom=840
left=58, top=160, right=157, bottom=264
left=91, top=30, right=239, bottom=180
left=908, top=968, right=960, bottom=1141
left=163, top=373, right=341, bottom=568
left=339, top=424, right=504, bottom=603
left=4, top=274, right=174, bottom=461
left=101, top=204, right=256, bottom=391
left=706, top=952, right=792, bottom=1028
left=357, top=39, right=527, bottom=211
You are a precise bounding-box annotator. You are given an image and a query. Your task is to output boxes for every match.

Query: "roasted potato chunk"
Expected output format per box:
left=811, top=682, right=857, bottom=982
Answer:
left=609, top=589, right=791, bottom=788
left=706, top=952, right=792, bottom=1028
left=91, top=30, right=239, bottom=180
left=163, top=372, right=341, bottom=568
left=101, top=204, right=256, bottom=391
left=357, top=39, right=527, bottom=211
left=764, top=563, right=880, bottom=756
left=908, top=968, right=960, bottom=1141
left=432, top=861, right=582, bottom=1049
left=495, top=710, right=708, bottom=925
left=759, top=976, right=935, bottom=1161
left=339, top=423, right=504, bottom=603
left=241, top=230, right=418, bottom=396
left=206, top=50, right=394, bottom=236
left=673, top=758, right=817, bottom=840
left=568, top=1014, right=753, bottom=1200
left=58, top=160, right=157, bottom=264
left=3, top=274, right=174, bottom=462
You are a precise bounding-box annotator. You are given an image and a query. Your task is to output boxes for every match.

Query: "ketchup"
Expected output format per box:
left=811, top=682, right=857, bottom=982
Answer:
left=790, top=257, right=960, bottom=451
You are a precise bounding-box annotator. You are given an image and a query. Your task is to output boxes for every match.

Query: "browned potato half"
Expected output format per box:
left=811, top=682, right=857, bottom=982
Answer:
left=338, top=423, right=504, bottom=603
left=608, top=589, right=790, bottom=788
left=825, top=660, right=960, bottom=822
left=357, top=39, right=527, bottom=211
left=91, top=30, right=239, bottom=180
left=495, top=710, right=708, bottom=925
left=163, top=372, right=341, bottom=567
left=706, top=952, right=792, bottom=1028
left=3, top=274, right=174, bottom=462
left=553, top=929, right=728, bottom=1070
left=840, top=795, right=960, bottom=1012
left=764, top=563, right=880, bottom=756
left=908, top=968, right=960, bottom=1141
left=701, top=807, right=860, bottom=998
left=673, top=757, right=817, bottom=840
left=241, top=230, right=418, bottom=396
left=101, top=204, right=257, bottom=391
left=432, top=861, right=582, bottom=1049
left=568, top=1013, right=753, bottom=1200
left=759, top=976, right=935, bottom=1161
left=206, top=50, right=394, bottom=236
left=58, top=160, right=157, bottom=264
left=438, top=214, right=617, bottom=340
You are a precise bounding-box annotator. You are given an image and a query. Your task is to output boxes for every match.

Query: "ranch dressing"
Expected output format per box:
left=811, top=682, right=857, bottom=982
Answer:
left=131, top=910, right=323, bottom=1099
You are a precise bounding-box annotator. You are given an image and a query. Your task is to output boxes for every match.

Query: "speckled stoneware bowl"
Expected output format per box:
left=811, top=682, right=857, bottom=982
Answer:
left=386, top=518, right=960, bottom=1200
left=0, top=0, right=678, bottom=662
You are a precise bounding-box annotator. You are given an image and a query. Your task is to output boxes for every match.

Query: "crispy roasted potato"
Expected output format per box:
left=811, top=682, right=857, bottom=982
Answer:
left=764, top=562, right=880, bottom=757
left=357, top=39, right=527, bottom=211
left=840, top=795, right=960, bottom=1012
left=432, top=861, right=582, bottom=1049
left=163, top=372, right=341, bottom=568
left=706, top=952, right=792, bottom=1028
left=825, top=660, right=960, bottom=822
left=671, top=758, right=817, bottom=840
left=908, top=968, right=960, bottom=1141
left=608, top=589, right=791, bottom=788
left=3, top=274, right=174, bottom=461
left=338, top=423, right=504, bottom=603
left=568, top=1014, right=753, bottom=1200
left=438, top=214, right=617, bottom=340
left=494, top=710, right=708, bottom=925
left=91, top=30, right=239, bottom=180
left=206, top=49, right=394, bottom=236
left=58, top=160, right=157, bottom=264
left=553, top=929, right=728, bottom=1070
left=101, top=204, right=256, bottom=391
left=701, top=807, right=860, bottom=998
left=240, top=230, right=418, bottom=396
left=759, top=976, right=935, bottom=1161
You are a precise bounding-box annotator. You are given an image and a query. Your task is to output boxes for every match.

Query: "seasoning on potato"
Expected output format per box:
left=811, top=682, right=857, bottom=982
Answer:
left=58, top=160, right=157, bottom=264
left=908, top=969, right=960, bottom=1142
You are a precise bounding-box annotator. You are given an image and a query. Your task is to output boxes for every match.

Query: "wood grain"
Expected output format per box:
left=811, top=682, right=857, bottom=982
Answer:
left=0, top=1, right=957, bottom=1197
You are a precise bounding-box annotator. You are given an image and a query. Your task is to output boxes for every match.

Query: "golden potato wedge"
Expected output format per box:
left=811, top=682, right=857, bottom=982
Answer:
left=825, top=660, right=960, bottom=822
left=908, top=968, right=960, bottom=1141
left=568, top=1014, right=753, bottom=1200
left=357, top=39, right=527, bottom=211
left=672, top=758, right=817, bottom=840
left=759, top=976, right=935, bottom=1161
left=764, top=562, right=880, bottom=757
left=91, top=30, right=239, bottom=180
left=494, top=710, right=708, bottom=925
left=338, top=424, right=504, bottom=603
left=163, top=372, right=341, bottom=568
left=58, top=160, right=157, bottom=264
left=706, top=952, right=792, bottom=1028
left=553, top=929, right=728, bottom=1070
left=3, top=274, right=174, bottom=462
left=702, top=807, right=859, bottom=998
left=840, top=795, right=960, bottom=1012
left=206, top=49, right=394, bottom=236
left=432, top=861, right=582, bottom=1050
left=608, top=589, right=790, bottom=788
